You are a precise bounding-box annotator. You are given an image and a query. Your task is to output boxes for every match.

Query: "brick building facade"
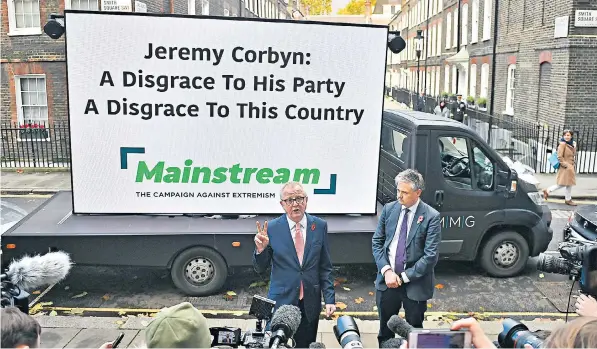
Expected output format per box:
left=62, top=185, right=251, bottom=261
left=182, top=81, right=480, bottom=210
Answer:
left=386, top=0, right=597, bottom=127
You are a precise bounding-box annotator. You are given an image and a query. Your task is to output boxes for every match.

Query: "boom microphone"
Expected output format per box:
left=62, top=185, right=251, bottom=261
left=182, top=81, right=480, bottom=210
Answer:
left=2, top=251, right=73, bottom=290
left=269, top=304, right=302, bottom=349
left=387, top=315, right=414, bottom=339
left=380, top=338, right=405, bottom=348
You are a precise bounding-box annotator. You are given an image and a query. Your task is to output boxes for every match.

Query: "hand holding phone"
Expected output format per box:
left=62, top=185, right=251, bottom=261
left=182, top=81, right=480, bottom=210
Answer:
left=408, top=329, right=472, bottom=349
left=100, top=333, right=125, bottom=349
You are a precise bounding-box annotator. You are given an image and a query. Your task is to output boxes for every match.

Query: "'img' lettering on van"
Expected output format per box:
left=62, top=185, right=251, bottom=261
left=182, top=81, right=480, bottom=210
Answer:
left=441, top=215, right=476, bottom=228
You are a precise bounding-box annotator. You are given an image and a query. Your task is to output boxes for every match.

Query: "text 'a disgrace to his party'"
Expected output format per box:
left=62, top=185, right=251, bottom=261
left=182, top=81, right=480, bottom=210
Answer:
left=84, top=99, right=365, bottom=125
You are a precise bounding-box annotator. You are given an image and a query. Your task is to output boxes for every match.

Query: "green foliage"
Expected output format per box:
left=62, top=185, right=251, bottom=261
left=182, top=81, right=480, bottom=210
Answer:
left=303, top=0, right=333, bottom=15
left=337, top=0, right=377, bottom=15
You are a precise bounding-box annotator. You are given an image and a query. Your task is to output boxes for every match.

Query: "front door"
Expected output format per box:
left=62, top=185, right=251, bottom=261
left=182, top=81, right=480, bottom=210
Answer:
left=426, top=130, right=506, bottom=257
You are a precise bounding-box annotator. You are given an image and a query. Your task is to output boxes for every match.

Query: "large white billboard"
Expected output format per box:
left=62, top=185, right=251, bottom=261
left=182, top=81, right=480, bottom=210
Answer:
left=65, top=11, right=388, bottom=215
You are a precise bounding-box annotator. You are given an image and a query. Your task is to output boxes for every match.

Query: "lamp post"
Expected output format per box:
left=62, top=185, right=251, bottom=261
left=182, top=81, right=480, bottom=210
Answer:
left=415, top=29, right=424, bottom=96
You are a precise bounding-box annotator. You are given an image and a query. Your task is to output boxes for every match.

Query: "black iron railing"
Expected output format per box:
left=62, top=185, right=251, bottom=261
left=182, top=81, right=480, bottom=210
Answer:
left=390, top=87, right=597, bottom=174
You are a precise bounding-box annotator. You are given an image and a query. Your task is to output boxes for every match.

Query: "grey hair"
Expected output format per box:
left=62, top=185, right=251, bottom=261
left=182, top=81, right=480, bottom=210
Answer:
left=280, top=181, right=307, bottom=199
left=395, top=169, right=425, bottom=191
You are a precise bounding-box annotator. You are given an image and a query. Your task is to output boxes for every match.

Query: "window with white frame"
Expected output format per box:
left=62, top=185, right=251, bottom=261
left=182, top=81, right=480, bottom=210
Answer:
left=188, top=0, right=196, bottom=14
left=452, top=65, right=457, bottom=93
left=461, top=3, right=468, bottom=45
left=505, top=64, right=516, bottom=114
left=430, top=69, right=435, bottom=95
left=15, top=75, right=49, bottom=140
left=469, top=64, right=477, bottom=97
left=435, top=68, right=440, bottom=95
left=444, top=65, right=450, bottom=92
left=446, top=13, right=452, bottom=49
left=7, top=0, right=41, bottom=35
left=480, top=63, right=489, bottom=98
left=471, top=0, right=479, bottom=43
left=437, top=21, right=442, bottom=55
left=201, top=0, right=209, bottom=14
left=438, top=0, right=443, bottom=12
left=65, top=0, right=99, bottom=9
left=453, top=8, right=458, bottom=48
left=483, top=0, right=491, bottom=41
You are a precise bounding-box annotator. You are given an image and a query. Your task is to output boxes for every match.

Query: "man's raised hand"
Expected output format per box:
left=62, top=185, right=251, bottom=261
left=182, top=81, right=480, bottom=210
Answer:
left=255, top=220, right=269, bottom=253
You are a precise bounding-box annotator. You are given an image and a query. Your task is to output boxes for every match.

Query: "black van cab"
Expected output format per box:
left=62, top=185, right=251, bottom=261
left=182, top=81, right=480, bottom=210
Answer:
left=376, top=109, right=554, bottom=277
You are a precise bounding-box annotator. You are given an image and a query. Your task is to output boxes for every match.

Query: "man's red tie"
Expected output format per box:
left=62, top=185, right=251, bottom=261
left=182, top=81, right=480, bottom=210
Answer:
left=295, top=223, right=304, bottom=300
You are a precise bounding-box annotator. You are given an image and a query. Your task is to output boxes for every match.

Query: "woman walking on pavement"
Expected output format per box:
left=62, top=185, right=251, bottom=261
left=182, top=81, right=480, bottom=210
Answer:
left=543, top=130, right=577, bottom=206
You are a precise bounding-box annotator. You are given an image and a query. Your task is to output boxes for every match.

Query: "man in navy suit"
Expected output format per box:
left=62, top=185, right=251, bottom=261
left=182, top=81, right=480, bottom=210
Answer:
left=253, top=182, right=336, bottom=348
left=372, top=169, right=442, bottom=346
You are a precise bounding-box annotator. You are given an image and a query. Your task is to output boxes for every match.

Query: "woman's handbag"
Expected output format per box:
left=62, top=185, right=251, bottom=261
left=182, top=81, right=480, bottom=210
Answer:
left=548, top=152, right=560, bottom=170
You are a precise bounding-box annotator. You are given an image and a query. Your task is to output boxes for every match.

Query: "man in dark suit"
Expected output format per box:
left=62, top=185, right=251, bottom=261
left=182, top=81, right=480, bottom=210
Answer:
left=372, top=169, right=442, bottom=346
left=253, top=182, right=336, bottom=348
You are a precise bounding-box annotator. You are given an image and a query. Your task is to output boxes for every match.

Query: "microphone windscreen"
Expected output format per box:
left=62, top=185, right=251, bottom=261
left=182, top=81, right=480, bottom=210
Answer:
left=270, top=304, right=302, bottom=336
left=387, top=315, right=413, bottom=339
left=309, top=342, right=326, bottom=348
left=8, top=251, right=73, bottom=290
left=381, top=338, right=405, bottom=348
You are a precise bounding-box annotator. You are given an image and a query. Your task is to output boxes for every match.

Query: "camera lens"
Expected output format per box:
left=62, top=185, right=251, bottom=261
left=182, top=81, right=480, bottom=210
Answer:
left=536, top=253, right=573, bottom=275
left=498, top=319, right=544, bottom=349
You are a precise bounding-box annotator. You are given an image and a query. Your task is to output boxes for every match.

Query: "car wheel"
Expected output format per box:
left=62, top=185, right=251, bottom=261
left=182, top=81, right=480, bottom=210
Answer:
left=170, top=246, right=228, bottom=296
left=479, top=231, right=529, bottom=277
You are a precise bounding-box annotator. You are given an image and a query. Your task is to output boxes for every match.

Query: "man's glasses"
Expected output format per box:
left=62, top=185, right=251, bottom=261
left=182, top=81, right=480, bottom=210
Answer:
left=281, top=196, right=305, bottom=205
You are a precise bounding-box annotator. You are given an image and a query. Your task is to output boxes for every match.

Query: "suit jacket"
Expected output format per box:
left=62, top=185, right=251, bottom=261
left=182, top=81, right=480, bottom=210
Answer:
left=252, top=213, right=335, bottom=322
left=372, top=200, right=442, bottom=301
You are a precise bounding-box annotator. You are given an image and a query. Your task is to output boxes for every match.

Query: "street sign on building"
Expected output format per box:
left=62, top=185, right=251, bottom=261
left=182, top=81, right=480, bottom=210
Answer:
left=575, top=10, right=597, bottom=27
left=63, top=11, right=388, bottom=215
left=101, top=0, right=132, bottom=11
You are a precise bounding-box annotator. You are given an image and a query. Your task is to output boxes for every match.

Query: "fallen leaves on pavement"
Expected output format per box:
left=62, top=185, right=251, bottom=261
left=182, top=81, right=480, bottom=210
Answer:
left=343, top=287, right=351, bottom=291
left=334, top=277, right=347, bottom=287
left=249, top=281, right=267, bottom=288
left=335, top=302, right=347, bottom=310
left=354, top=297, right=364, bottom=304
left=49, top=310, right=58, bottom=316
left=368, top=291, right=374, bottom=296
left=435, top=284, right=444, bottom=289
left=224, top=291, right=237, bottom=301
left=32, top=290, right=41, bottom=295
left=102, top=294, right=111, bottom=301
left=71, top=291, right=88, bottom=299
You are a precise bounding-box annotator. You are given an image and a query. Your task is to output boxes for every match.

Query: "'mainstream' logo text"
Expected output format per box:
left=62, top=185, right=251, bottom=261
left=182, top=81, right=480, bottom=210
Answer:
left=135, top=159, right=321, bottom=185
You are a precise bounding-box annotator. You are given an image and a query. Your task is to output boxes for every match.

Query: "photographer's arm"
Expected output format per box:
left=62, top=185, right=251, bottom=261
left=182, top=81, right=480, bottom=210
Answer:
left=451, top=318, right=497, bottom=349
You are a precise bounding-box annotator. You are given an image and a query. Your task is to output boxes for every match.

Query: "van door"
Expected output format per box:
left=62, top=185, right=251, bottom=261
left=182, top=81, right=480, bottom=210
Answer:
left=426, top=130, right=506, bottom=259
left=377, top=122, right=412, bottom=204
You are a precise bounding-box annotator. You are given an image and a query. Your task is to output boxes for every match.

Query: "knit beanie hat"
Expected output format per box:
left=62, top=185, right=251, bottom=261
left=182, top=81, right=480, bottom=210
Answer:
left=145, top=302, right=211, bottom=348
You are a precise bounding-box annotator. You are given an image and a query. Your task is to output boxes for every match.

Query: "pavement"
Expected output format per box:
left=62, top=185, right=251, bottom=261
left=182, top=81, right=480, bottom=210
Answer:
left=34, top=313, right=572, bottom=349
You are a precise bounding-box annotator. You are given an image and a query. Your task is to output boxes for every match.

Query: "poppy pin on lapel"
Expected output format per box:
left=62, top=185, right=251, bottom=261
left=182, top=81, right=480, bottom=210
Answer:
left=311, top=222, right=316, bottom=231
left=417, top=216, right=424, bottom=224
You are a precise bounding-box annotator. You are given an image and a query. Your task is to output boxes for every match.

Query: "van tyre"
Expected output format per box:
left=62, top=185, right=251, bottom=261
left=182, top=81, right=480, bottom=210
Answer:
left=479, top=231, right=529, bottom=278
left=170, top=246, right=228, bottom=296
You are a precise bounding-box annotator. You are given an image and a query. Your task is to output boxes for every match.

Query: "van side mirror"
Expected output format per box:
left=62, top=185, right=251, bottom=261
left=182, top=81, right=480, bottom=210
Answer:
left=497, top=169, right=517, bottom=198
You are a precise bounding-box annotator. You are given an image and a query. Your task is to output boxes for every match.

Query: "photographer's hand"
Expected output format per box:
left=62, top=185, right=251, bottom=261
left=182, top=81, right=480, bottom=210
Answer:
left=451, top=317, right=496, bottom=349
left=575, top=294, right=597, bottom=317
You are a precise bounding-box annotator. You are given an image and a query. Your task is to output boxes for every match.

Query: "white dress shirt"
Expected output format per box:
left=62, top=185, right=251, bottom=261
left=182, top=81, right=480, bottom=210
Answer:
left=381, top=199, right=421, bottom=283
left=287, top=215, right=308, bottom=247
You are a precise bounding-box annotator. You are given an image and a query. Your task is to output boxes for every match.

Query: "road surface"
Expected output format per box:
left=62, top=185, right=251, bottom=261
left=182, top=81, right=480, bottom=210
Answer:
left=0, top=194, right=584, bottom=318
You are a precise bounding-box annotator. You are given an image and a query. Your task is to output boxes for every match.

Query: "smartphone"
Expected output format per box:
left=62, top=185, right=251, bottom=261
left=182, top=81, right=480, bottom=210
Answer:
left=408, top=329, right=472, bottom=349
left=112, top=332, right=125, bottom=348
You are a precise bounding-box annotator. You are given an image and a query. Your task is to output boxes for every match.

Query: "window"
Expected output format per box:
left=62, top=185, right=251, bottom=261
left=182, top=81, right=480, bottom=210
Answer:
left=381, top=126, right=410, bottom=163
left=15, top=75, right=49, bottom=141
left=66, top=0, right=98, bottom=9
left=439, top=136, right=472, bottom=189
left=505, top=64, right=516, bottom=114
left=188, top=0, right=196, bottom=14
left=483, top=0, right=492, bottom=41
left=453, top=8, right=458, bottom=48
left=7, top=0, right=41, bottom=36
left=446, top=13, right=452, bottom=49
left=224, top=8, right=230, bottom=15
left=470, top=64, right=477, bottom=97
left=444, top=65, right=450, bottom=92
left=471, top=0, right=479, bottom=43
left=480, top=63, right=489, bottom=98
left=461, top=4, right=468, bottom=45
left=435, top=68, right=440, bottom=95
left=202, top=0, right=209, bottom=14
left=437, top=21, right=442, bottom=55
left=452, top=65, right=457, bottom=93
left=471, top=142, right=495, bottom=191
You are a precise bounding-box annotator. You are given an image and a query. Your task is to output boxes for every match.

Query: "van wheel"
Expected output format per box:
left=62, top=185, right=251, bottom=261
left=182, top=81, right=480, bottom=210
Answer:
left=170, top=246, right=228, bottom=296
left=479, top=231, right=529, bottom=278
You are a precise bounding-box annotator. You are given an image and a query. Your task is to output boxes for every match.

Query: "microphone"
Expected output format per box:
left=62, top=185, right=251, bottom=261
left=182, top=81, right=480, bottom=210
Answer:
left=387, top=315, right=414, bottom=339
left=269, top=304, right=302, bottom=349
left=380, top=338, right=405, bottom=348
left=2, top=251, right=73, bottom=290
left=309, top=342, right=326, bottom=348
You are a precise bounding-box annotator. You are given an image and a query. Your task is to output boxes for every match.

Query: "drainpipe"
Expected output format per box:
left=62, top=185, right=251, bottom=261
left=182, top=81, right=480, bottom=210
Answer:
left=488, top=0, right=499, bottom=143
left=424, top=0, right=430, bottom=94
